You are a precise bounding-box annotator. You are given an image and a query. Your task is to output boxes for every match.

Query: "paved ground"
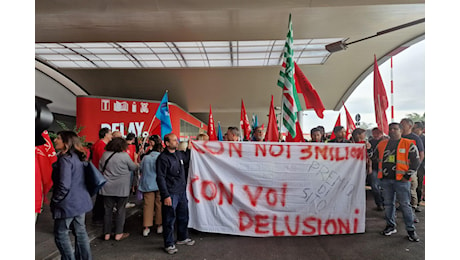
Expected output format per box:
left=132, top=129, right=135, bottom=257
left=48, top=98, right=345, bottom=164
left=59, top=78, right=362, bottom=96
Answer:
left=35, top=190, right=425, bottom=260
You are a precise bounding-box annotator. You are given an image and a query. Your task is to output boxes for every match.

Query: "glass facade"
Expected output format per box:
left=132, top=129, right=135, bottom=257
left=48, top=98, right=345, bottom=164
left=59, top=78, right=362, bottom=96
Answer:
left=180, top=119, right=201, bottom=141
left=35, top=38, right=344, bottom=69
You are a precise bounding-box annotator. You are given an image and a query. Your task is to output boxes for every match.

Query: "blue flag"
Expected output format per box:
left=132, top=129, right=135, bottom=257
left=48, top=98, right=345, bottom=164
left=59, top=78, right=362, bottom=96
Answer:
left=252, top=113, right=258, bottom=129
left=217, top=121, right=223, bottom=141
left=155, top=92, right=173, bottom=140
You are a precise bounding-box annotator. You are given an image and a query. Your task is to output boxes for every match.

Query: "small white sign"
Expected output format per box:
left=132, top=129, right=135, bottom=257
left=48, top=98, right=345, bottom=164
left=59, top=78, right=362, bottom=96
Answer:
left=140, top=102, right=149, bottom=113
left=132, top=102, right=137, bottom=113
left=114, top=101, right=129, bottom=112
left=101, top=99, right=110, bottom=111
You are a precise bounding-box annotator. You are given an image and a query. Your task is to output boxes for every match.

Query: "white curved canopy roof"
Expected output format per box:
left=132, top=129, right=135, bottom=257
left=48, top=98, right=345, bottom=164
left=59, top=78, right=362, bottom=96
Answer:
left=35, top=0, right=425, bottom=130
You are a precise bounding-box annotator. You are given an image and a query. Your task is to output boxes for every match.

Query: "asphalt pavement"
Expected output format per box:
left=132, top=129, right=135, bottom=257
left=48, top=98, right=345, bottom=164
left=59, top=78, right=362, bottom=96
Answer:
left=35, top=190, right=425, bottom=260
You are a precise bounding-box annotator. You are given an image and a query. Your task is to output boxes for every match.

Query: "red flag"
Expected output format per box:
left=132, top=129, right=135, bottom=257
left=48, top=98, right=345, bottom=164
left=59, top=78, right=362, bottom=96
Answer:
left=286, top=120, right=305, bottom=142
left=330, top=114, right=341, bottom=140
left=35, top=153, right=42, bottom=213
left=373, top=55, right=389, bottom=135
left=240, top=99, right=251, bottom=141
left=207, top=105, right=217, bottom=141
left=343, top=103, right=356, bottom=140
left=35, top=130, right=57, bottom=213
left=294, top=62, right=325, bottom=118
left=264, top=95, right=280, bottom=142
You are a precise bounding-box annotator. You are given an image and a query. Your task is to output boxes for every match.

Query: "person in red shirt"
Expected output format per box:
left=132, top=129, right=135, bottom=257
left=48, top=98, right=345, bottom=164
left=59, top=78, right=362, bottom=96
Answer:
left=91, top=128, right=112, bottom=170
left=126, top=133, right=138, bottom=162
left=91, top=127, right=112, bottom=223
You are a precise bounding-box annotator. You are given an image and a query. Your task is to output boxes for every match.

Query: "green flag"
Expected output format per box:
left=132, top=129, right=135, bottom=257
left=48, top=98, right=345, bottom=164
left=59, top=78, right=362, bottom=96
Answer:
left=277, top=14, right=301, bottom=137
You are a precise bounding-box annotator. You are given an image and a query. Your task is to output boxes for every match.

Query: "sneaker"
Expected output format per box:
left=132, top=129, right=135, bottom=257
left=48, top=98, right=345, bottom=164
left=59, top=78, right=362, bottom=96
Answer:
left=414, top=207, right=422, bottom=213
left=176, top=238, right=195, bottom=246
left=380, top=226, right=397, bottom=236
left=376, top=205, right=384, bottom=211
left=142, top=228, right=150, bottom=237
left=125, top=202, right=136, bottom=208
left=165, top=245, right=178, bottom=254
left=157, top=225, right=163, bottom=234
left=408, top=231, right=420, bottom=242
left=414, top=217, right=420, bottom=223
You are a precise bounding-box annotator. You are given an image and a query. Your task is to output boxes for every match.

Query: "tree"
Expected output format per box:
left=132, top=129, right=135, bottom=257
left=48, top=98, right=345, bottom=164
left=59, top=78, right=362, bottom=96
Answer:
left=48, top=121, right=88, bottom=147
left=405, top=112, right=425, bottom=123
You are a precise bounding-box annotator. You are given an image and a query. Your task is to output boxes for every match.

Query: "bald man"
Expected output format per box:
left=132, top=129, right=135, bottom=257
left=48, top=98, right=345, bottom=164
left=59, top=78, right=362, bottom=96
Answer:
left=156, top=134, right=194, bottom=254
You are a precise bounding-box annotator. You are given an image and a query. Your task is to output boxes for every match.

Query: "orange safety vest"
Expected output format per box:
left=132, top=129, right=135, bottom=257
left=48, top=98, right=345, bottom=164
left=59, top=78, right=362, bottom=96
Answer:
left=377, top=138, right=415, bottom=180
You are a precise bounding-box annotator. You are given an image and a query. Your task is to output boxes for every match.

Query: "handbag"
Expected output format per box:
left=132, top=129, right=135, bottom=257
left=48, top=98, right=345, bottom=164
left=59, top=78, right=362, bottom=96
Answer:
left=101, top=151, right=117, bottom=173
left=136, top=188, right=143, bottom=200
left=83, top=161, right=107, bottom=197
left=84, top=152, right=117, bottom=196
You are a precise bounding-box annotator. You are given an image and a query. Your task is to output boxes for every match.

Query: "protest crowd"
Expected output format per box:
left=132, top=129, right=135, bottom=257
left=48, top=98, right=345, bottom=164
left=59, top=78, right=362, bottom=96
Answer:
left=35, top=115, right=425, bottom=258
left=32, top=10, right=427, bottom=259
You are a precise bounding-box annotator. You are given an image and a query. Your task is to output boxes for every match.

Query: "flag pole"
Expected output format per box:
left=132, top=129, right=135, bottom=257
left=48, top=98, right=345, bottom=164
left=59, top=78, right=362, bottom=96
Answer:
left=239, top=99, right=243, bottom=141
left=390, top=57, right=395, bottom=122
left=141, top=115, right=157, bottom=150
left=279, top=94, right=284, bottom=142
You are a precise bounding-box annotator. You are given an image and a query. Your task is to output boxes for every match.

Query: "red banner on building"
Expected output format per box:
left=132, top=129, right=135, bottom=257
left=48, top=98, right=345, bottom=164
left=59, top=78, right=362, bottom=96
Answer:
left=77, top=96, right=206, bottom=143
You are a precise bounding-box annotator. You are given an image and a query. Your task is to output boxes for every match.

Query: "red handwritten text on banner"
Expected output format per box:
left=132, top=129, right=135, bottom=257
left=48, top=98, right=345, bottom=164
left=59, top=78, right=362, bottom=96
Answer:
left=188, top=141, right=366, bottom=237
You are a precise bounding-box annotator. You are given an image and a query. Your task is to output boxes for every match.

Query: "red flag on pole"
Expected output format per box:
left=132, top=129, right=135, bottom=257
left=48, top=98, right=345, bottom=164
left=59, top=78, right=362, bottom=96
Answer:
left=286, top=120, right=305, bottom=142
left=264, top=95, right=280, bottom=142
left=35, top=130, right=57, bottom=213
left=294, top=62, right=325, bottom=118
left=240, top=99, right=251, bottom=141
left=330, top=113, right=341, bottom=140
left=373, top=55, right=389, bottom=135
left=208, top=105, right=217, bottom=141
left=343, top=103, right=356, bottom=140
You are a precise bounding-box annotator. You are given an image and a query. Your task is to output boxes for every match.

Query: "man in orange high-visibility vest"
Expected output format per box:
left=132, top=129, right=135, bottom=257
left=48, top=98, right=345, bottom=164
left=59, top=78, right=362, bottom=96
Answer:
left=374, top=122, right=421, bottom=242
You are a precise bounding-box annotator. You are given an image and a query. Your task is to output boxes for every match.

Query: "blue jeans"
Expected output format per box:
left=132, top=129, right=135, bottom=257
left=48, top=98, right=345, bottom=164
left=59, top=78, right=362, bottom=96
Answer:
left=162, top=192, right=190, bottom=248
left=368, top=170, right=384, bottom=207
left=54, top=214, right=92, bottom=260
left=380, top=179, right=415, bottom=232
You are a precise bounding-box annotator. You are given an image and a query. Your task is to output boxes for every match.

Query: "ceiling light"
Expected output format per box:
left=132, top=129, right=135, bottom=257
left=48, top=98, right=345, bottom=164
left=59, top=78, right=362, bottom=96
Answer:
left=325, top=40, right=348, bottom=53
left=325, top=18, right=424, bottom=54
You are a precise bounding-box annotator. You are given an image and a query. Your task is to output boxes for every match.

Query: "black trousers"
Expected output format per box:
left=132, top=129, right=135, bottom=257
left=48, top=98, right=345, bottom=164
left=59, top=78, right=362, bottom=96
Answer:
left=92, top=193, right=105, bottom=222
left=103, top=196, right=128, bottom=235
left=416, top=165, right=425, bottom=203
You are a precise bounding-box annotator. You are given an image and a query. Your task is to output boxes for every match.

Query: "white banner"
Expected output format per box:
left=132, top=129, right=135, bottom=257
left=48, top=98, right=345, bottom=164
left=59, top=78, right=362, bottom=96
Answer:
left=188, top=141, right=366, bottom=237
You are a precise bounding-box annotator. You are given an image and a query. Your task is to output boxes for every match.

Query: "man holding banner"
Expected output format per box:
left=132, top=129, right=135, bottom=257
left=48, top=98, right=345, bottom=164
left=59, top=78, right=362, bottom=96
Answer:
left=226, top=127, right=240, bottom=142
left=156, top=133, right=194, bottom=254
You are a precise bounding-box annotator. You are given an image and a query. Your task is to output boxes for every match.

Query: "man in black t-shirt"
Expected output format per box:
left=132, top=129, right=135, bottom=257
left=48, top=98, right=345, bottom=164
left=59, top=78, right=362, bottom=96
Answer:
left=374, top=123, right=420, bottom=242
left=328, top=126, right=351, bottom=143
left=401, top=118, right=424, bottom=214
left=412, top=122, right=425, bottom=205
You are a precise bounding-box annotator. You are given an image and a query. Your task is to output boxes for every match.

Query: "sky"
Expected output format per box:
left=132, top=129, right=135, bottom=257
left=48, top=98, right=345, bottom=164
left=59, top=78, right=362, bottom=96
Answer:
left=301, top=40, right=425, bottom=134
